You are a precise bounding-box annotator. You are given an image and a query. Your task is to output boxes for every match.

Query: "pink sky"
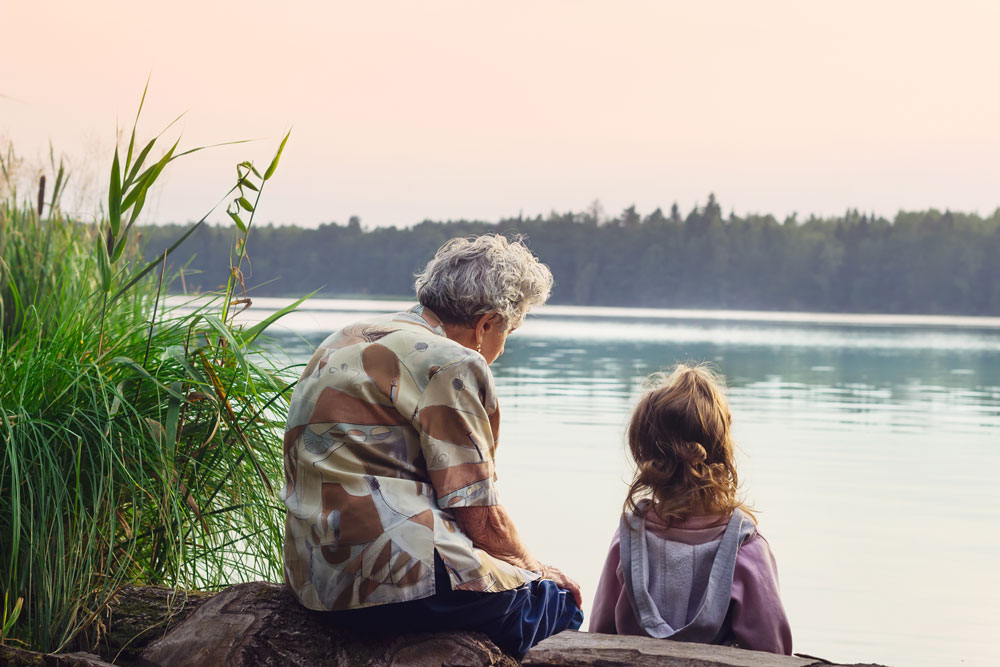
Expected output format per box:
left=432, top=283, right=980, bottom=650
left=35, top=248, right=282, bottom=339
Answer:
left=4, top=1, right=1000, bottom=227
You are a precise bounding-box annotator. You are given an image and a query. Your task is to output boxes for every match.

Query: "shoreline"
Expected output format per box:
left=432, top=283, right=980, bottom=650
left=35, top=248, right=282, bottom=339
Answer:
left=163, top=295, right=1000, bottom=330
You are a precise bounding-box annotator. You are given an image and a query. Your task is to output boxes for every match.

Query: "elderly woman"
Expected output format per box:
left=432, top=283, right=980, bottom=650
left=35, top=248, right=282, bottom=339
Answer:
left=281, top=235, right=583, bottom=658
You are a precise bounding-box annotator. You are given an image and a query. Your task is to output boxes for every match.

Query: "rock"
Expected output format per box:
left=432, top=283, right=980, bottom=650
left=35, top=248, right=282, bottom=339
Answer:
left=136, top=582, right=517, bottom=667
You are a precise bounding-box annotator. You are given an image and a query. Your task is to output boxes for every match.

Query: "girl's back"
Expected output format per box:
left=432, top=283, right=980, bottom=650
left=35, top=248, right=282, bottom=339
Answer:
left=589, top=365, right=792, bottom=654
left=590, top=506, right=791, bottom=653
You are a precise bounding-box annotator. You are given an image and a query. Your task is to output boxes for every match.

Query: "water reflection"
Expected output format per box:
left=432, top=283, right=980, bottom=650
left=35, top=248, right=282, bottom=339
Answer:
left=259, top=303, right=1000, bottom=667
left=488, top=329, right=1000, bottom=437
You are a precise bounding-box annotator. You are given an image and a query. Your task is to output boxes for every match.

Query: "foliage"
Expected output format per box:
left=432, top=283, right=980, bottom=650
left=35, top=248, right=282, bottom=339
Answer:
left=142, top=199, right=1000, bottom=316
left=0, top=96, right=297, bottom=652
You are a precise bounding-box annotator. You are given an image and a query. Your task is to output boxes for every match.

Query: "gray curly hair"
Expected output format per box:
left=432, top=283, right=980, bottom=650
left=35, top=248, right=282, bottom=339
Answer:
left=414, top=234, right=553, bottom=329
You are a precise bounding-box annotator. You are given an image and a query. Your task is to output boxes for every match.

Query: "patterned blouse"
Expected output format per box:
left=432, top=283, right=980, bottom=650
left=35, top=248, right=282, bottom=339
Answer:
left=281, top=305, right=537, bottom=611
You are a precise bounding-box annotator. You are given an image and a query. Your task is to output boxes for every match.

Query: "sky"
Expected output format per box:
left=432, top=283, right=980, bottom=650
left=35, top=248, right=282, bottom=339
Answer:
left=3, top=0, right=1000, bottom=228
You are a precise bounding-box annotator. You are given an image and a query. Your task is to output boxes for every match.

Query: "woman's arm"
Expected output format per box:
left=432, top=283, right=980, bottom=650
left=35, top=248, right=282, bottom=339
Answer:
left=452, top=504, right=583, bottom=607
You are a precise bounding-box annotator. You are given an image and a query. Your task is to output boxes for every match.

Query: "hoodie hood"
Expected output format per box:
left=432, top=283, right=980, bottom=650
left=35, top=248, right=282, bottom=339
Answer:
left=619, top=501, right=756, bottom=643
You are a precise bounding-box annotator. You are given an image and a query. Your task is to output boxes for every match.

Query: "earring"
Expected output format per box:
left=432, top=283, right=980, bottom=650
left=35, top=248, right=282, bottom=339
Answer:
left=476, top=342, right=482, bottom=353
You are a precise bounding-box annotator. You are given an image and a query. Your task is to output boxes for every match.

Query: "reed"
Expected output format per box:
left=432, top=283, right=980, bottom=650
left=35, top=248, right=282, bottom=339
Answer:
left=0, top=92, right=298, bottom=652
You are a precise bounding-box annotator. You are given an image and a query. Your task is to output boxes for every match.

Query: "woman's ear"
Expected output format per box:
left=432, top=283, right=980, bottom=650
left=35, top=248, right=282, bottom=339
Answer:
left=474, top=311, right=493, bottom=345
left=473, top=312, right=501, bottom=346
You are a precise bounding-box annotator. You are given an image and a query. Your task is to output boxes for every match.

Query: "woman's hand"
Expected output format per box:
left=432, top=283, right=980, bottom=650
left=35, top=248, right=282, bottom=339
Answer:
left=540, top=564, right=583, bottom=608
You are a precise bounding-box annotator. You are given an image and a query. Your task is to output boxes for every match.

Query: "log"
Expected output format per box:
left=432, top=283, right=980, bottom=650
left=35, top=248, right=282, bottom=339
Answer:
left=91, top=586, right=213, bottom=664
left=0, top=646, right=116, bottom=666
left=3, top=583, right=890, bottom=667
left=0, top=587, right=211, bottom=667
left=136, top=582, right=516, bottom=667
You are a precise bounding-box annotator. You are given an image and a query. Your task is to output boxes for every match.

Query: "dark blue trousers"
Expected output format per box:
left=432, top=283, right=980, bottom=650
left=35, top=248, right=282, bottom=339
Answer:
left=326, top=553, right=584, bottom=660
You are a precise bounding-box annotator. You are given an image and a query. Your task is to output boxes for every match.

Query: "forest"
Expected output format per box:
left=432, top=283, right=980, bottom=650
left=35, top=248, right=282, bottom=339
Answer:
left=140, top=195, right=1000, bottom=316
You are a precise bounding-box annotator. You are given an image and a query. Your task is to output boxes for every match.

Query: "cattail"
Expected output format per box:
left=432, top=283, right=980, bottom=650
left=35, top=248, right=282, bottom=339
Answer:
left=37, top=174, right=46, bottom=217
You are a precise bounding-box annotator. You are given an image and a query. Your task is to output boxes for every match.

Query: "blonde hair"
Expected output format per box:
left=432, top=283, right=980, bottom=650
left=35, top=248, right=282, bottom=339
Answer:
left=625, top=364, right=753, bottom=525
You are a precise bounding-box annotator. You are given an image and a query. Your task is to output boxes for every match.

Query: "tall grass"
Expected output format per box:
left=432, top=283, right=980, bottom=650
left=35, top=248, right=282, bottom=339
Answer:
left=0, top=94, right=298, bottom=653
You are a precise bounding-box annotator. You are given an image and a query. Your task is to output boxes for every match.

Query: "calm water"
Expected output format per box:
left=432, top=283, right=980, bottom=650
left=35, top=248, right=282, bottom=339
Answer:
left=236, top=298, right=1000, bottom=667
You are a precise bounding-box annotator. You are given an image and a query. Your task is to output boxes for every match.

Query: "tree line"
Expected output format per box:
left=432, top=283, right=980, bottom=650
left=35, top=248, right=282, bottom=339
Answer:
left=139, top=195, right=1000, bottom=315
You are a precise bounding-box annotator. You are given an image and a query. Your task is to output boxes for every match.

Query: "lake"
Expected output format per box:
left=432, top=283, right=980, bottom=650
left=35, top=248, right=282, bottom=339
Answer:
left=236, top=298, right=1000, bottom=667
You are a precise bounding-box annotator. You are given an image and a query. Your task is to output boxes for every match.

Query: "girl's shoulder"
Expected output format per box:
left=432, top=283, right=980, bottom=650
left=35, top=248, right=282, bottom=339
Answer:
left=734, top=528, right=781, bottom=580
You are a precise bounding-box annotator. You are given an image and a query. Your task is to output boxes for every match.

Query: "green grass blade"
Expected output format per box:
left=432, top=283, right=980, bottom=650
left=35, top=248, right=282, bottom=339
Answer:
left=124, top=138, right=157, bottom=190
left=108, top=149, right=121, bottom=237
left=263, top=130, right=290, bottom=180
left=241, top=293, right=313, bottom=345
left=125, top=75, right=151, bottom=172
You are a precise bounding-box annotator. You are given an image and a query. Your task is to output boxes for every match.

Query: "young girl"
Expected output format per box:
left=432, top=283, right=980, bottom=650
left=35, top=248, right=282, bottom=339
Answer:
left=590, top=364, right=792, bottom=654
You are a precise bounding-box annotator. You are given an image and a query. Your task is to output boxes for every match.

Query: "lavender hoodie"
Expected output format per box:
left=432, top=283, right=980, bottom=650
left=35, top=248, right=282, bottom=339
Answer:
left=589, top=505, right=793, bottom=655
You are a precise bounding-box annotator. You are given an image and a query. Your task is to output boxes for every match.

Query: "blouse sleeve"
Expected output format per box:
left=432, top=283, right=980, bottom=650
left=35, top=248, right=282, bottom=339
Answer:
left=728, top=533, right=794, bottom=655
left=414, top=355, right=501, bottom=509
left=589, top=528, right=624, bottom=634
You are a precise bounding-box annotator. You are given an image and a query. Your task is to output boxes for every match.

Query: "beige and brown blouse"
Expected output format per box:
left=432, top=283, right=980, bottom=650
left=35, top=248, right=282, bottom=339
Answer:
left=281, top=305, right=537, bottom=611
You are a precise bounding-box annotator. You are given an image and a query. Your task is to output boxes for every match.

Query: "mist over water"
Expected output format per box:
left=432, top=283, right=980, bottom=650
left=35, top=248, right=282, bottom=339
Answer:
left=247, top=299, right=1000, bottom=667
